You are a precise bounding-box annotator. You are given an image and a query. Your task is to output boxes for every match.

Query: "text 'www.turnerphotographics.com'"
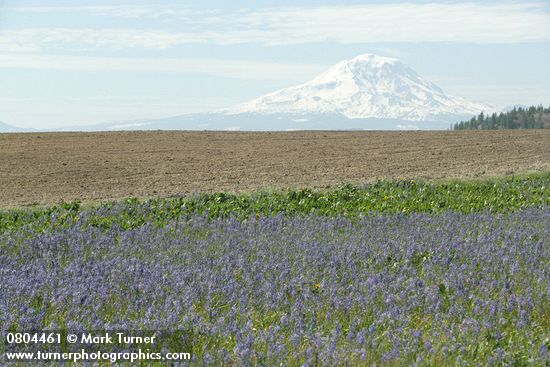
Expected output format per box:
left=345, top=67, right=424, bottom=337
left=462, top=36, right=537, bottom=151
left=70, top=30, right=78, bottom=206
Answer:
left=3, top=331, right=192, bottom=363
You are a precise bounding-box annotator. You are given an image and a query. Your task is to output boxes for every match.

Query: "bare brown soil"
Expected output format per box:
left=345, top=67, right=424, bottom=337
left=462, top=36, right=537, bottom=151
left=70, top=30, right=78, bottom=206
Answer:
left=1, top=130, right=549, bottom=207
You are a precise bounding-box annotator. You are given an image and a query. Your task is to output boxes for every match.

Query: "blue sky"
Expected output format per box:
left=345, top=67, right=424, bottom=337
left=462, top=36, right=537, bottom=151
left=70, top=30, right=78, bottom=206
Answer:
left=1, top=0, right=549, bottom=128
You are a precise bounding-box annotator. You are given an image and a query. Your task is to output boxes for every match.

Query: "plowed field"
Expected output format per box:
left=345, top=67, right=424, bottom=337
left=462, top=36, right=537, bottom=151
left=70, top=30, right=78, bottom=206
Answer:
left=1, top=130, right=549, bottom=207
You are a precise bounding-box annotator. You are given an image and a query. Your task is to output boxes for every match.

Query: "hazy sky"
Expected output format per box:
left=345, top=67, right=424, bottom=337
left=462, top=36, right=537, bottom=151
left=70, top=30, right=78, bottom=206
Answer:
left=1, top=0, right=549, bottom=128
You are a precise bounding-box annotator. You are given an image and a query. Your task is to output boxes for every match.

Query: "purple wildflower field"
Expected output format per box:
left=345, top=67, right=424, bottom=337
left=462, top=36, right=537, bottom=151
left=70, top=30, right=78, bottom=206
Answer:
left=1, top=206, right=549, bottom=365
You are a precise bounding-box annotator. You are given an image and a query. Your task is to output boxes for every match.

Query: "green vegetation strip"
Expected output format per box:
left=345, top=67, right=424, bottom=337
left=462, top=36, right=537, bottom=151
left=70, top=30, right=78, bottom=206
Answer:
left=1, top=172, right=549, bottom=233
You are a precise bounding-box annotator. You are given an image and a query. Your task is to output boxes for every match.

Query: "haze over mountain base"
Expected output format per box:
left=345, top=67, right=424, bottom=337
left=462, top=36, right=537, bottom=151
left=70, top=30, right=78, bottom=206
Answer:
left=69, top=113, right=457, bottom=132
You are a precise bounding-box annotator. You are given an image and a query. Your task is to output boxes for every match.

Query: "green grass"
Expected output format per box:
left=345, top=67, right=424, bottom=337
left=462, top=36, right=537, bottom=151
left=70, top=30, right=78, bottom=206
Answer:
left=1, top=172, right=549, bottom=234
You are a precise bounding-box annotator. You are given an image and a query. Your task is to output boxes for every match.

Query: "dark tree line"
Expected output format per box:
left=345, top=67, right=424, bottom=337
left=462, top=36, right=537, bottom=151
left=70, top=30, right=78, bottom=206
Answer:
left=453, top=104, right=550, bottom=130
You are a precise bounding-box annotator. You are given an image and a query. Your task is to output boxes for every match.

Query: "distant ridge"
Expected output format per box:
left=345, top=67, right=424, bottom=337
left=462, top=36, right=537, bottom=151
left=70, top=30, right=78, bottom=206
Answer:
left=0, top=121, right=27, bottom=133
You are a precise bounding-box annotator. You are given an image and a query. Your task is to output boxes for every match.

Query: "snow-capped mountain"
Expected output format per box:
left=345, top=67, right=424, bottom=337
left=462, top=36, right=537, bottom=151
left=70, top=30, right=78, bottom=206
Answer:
left=8, top=54, right=495, bottom=132
left=222, top=54, right=493, bottom=122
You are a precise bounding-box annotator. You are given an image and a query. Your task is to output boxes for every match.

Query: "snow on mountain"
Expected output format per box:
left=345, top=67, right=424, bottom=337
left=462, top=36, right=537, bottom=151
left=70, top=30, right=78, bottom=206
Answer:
left=222, top=54, right=493, bottom=122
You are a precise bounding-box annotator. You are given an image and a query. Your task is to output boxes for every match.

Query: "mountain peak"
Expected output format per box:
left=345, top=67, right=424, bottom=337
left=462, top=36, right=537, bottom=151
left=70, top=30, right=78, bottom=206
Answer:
left=223, top=54, right=493, bottom=122
left=347, top=53, right=399, bottom=65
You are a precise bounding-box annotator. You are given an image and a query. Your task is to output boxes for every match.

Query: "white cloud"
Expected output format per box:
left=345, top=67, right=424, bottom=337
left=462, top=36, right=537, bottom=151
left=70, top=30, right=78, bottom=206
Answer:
left=2, top=3, right=548, bottom=49
left=239, top=3, right=550, bottom=44
left=0, top=28, right=199, bottom=51
left=0, top=53, right=326, bottom=81
left=6, top=5, right=182, bottom=18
